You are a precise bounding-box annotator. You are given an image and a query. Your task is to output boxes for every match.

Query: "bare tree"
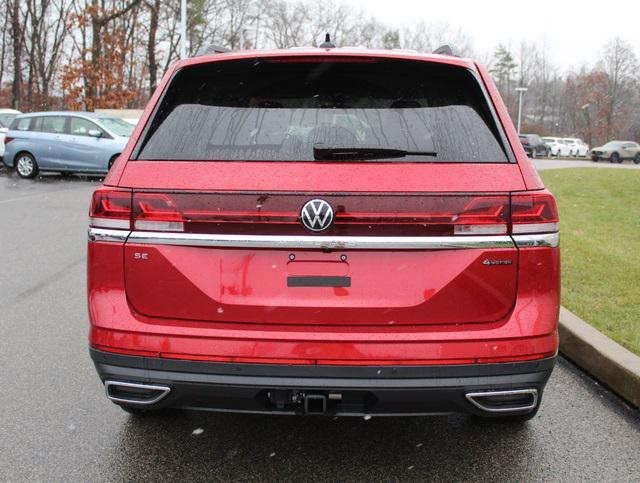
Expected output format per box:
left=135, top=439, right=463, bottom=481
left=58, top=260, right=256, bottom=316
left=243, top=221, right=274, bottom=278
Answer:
left=23, top=0, right=72, bottom=109
left=262, top=0, right=308, bottom=49
left=599, top=37, right=638, bottom=139
left=402, top=22, right=474, bottom=56
left=87, top=0, right=142, bottom=106
left=303, top=0, right=358, bottom=47
left=3, top=0, right=640, bottom=141
left=145, top=0, right=160, bottom=92
left=63, top=0, right=143, bottom=110
left=9, top=0, right=27, bottom=109
left=0, top=6, right=12, bottom=91
left=532, top=42, right=555, bottom=127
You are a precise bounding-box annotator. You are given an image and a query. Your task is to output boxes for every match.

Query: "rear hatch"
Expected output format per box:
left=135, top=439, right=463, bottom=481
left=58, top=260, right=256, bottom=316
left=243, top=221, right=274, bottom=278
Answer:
left=118, top=54, right=525, bottom=326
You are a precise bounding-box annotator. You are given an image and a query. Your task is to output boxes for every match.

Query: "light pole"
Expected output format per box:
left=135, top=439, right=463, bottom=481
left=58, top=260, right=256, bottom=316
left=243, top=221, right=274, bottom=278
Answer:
left=180, top=0, right=187, bottom=59
left=581, top=103, right=592, bottom=148
left=515, top=86, right=528, bottom=134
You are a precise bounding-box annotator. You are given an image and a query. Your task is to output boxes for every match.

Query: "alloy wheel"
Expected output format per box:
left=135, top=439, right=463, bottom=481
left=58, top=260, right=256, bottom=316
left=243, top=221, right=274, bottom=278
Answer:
left=16, top=155, right=36, bottom=178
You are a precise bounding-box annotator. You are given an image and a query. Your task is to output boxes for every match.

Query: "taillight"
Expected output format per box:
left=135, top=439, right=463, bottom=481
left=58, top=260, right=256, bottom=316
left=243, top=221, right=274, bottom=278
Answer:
left=89, top=188, right=132, bottom=229
left=125, top=193, right=511, bottom=236
left=89, top=190, right=559, bottom=238
left=453, top=196, right=509, bottom=235
left=510, top=192, right=559, bottom=234
left=4, top=136, right=14, bottom=144
left=133, top=193, right=184, bottom=231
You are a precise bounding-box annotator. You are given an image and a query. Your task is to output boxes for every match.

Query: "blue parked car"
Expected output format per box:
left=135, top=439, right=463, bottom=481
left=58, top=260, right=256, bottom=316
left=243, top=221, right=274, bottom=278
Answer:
left=3, top=111, right=134, bottom=178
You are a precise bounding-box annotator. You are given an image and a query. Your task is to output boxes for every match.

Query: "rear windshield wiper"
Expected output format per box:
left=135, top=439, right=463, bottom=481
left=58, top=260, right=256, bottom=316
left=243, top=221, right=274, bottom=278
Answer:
left=313, top=144, right=438, bottom=161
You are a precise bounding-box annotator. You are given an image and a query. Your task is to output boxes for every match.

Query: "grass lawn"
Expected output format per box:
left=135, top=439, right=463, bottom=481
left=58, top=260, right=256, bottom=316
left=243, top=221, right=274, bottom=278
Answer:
left=540, top=168, right=640, bottom=356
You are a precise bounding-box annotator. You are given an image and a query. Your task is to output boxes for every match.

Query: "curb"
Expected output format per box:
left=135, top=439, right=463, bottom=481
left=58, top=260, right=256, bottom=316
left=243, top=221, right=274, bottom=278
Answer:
left=559, top=306, right=640, bottom=408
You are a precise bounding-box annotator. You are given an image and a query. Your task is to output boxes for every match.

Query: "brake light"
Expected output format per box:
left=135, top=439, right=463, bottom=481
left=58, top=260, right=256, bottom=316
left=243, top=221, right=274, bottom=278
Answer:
left=453, top=197, right=509, bottom=235
left=89, top=190, right=558, bottom=238
left=510, top=192, right=559, bottom=234
left=125, top=192, right=511, bottom=236
left=133, top=193, right=184, bottom=231
left=265, top=56, right=379, bottom=64
left=4, top=136, right=14, bottom=144
left=89, top=188, right=132, bottom=229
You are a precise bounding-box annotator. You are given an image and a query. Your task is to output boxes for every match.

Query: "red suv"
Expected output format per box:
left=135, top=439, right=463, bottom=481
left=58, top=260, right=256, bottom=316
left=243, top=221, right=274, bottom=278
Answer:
left=88, top=48, right=559, bottom=422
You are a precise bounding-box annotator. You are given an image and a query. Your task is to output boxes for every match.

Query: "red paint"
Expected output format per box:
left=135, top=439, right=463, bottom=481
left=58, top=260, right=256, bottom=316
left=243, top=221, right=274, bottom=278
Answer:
left=118, top=161, right=526, bottom=193
left=89, top=48, right=560, bottom=368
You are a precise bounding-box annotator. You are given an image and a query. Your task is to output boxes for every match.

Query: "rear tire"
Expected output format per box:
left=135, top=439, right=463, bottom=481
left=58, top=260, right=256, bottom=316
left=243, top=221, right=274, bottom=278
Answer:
left=15, top=152, right=39, bottom=179
left=634, top=154, right=640, bottom=164
left=530, top=150, right=537, bottom=159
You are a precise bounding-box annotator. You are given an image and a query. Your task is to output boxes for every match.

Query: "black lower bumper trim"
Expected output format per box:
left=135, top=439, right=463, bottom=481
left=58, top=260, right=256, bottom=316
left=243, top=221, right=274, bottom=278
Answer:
left=90, top=348, right=555, bottom=417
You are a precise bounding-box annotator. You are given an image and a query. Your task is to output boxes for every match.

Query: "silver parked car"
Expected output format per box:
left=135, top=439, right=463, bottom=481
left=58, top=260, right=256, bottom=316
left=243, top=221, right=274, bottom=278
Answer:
left=3, top=111, right=134, bottom=178
left=590, top=140, right=640, bottom=163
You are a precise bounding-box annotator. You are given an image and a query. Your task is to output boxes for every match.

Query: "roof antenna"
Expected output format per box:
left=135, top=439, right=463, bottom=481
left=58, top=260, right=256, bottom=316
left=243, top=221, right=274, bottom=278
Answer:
left=319, top=33, right=336, bottom=49
left=433, top=44, right=455, bottom=56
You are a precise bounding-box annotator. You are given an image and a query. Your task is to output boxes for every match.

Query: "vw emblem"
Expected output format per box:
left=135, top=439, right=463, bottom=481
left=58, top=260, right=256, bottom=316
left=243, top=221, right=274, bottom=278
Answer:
left=300, top=199, right=334, bottom=232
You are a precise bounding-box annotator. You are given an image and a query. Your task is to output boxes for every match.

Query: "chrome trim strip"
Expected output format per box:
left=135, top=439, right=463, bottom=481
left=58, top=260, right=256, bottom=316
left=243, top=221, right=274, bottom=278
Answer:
left=105, top=380, right=171, bottom=406
left=126, top=231, right=515, bottom=250
left=465, top=388, right=538, bottom=413
left=512, top=232, right=559, bottom=248
left=88, top=227, right=130, bottom=243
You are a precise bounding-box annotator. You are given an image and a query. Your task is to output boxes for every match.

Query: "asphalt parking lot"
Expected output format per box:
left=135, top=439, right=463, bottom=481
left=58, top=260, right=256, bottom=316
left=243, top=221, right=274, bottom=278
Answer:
left=533, top=157, right=640, bottom=170
left=1, top=166, right=639, bottom=482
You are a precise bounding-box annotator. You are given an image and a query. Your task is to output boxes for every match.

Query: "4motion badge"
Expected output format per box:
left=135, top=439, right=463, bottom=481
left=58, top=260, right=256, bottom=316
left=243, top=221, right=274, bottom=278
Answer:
left=483, top=259, right=513, bottom=266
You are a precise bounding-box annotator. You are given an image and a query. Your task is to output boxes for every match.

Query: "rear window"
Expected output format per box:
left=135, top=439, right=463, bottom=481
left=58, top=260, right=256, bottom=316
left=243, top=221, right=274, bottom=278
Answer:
left=0, top=113, right=18, bottom=128
left=136, top=57, right=510, bottom=163
left=12, top=117, right=31, bottom=131
left=99, top=117, right=135, bottom=137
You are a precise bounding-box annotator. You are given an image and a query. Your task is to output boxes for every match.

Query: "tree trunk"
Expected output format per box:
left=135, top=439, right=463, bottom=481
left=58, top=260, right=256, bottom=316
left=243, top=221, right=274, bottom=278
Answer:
left=147, top=0, right=160, bottom=93
left=87, top=0, right=101, bottom=111
left=11, top=0, right=23, bottom=110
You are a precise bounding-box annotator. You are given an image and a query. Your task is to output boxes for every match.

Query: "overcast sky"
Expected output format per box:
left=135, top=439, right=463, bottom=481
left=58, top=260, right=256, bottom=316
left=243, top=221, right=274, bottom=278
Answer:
left=347, top=0, right=640, bottom=69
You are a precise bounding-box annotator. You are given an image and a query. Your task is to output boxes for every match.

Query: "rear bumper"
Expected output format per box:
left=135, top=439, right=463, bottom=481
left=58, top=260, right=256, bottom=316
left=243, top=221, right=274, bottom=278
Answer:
left=91, top=348, right=555, bottom=417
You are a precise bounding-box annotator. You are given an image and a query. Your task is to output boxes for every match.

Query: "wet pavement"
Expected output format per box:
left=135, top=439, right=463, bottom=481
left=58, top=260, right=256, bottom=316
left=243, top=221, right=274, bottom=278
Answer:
left=1, top=168, right=639, bottom=482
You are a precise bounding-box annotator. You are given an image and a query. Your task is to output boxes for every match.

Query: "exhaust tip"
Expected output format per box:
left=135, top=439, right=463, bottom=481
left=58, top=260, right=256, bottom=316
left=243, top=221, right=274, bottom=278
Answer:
left=105, top=380, right=171, bottom=406
left=465, top=389, right=538, bottom=413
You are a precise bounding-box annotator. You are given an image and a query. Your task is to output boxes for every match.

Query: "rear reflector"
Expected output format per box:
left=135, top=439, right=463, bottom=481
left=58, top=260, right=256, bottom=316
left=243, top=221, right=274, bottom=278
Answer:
left=454, top=224, right=506, bottom=235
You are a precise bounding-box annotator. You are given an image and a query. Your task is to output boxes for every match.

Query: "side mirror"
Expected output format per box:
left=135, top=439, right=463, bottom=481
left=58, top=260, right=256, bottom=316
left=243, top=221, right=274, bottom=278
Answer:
left=88, top=129, right=102, bottom=138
